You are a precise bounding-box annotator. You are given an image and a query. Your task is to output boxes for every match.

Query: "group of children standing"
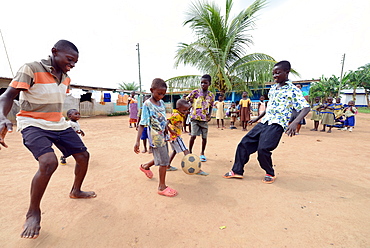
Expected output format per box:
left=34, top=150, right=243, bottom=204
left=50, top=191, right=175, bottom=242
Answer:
left=311, top=97, right=357, bottom=133
left=214, top=93, right=267, bottom=131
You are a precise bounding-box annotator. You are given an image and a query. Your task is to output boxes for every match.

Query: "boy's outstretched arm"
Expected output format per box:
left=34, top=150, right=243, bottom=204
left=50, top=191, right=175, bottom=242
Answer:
left=0, top=87, right=21, bottom=149
left=248, top=110, right=266, bottom=124
left=285, top=107, right=310, bottom=136
left=134, top=125, right=145, bottom=154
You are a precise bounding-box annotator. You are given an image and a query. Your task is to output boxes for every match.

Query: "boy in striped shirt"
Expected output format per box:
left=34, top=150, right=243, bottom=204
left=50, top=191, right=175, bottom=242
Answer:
left=0, top=40, right=96, bottom=239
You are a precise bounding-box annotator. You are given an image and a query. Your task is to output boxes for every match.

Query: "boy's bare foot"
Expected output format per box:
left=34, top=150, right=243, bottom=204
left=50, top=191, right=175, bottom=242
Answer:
left=69, top=190, right=97, bottom=199
left=21, top=213, right=41, bottom=239
left=141, top=149, right=147, bottom=153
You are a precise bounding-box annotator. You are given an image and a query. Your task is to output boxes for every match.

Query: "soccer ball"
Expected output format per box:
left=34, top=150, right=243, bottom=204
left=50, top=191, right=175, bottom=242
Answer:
left=181, top=154, right=201, bottom=175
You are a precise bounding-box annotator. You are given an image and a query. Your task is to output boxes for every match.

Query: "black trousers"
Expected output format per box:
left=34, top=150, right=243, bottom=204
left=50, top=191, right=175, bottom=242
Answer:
left=231, top=122, right=284, bottom=176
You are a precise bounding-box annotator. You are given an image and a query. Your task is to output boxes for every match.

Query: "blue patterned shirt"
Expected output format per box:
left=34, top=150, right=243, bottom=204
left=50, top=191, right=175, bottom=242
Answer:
left=261, top=81, right=309, bottom=130
left=139, top=99, right=167, bottom=148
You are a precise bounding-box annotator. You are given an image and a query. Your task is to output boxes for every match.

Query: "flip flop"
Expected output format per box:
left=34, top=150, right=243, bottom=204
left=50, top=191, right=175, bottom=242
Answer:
left=200, top=155, right=207, bottom=162
left=69, top=191, right=97, bottom=199
left=262, top=175, right=276, bottom=184
left=139, top=165, right=153, bottom=179
left=158, top=187, right=178, bottom=197
left=196, top=170, right=209, bottom=176
left=223, top=171, right=243, bottom=179
left=166, top=166, right=178, bottom=171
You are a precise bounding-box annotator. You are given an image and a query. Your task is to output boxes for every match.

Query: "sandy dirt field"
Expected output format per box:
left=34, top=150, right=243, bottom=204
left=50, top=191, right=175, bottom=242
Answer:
left=0, top=113, right=369, bottom=248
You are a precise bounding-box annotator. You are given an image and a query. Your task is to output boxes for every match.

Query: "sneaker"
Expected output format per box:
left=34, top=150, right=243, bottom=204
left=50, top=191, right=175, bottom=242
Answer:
left=349, top=127, right=353, bottom=132
left=60, top=156, right=67, bottom=165
left=166, top=166, right=178, bottom=171
left=223, top=171, right=243, bottom=179
left=341, top=127, right=347, bottom=131
left=262, top=174, right=276, bottom=184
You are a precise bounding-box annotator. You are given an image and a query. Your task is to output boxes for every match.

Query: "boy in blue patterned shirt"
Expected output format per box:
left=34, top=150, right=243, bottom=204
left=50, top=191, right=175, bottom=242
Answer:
left=223, top=61, right=310, bottom=183
left=134, top=78, right=177, bottom=197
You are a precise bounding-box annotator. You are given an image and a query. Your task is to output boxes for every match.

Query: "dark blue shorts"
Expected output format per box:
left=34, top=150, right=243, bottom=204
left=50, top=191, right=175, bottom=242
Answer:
left=140, top=127, right=148, bottom=140
left=21, top=126, right=87, bottom=160
left=344, top=116, right=355, bottom=127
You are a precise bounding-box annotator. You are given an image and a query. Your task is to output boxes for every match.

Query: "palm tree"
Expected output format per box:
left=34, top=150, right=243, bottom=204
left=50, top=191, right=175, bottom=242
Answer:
left=358, top=63, right=370, bottom=106
left=309, top=75, right=340, bottom=102
left=168, top=0, right=293, bottom=95
left=118, top=82, right=139, bottom=91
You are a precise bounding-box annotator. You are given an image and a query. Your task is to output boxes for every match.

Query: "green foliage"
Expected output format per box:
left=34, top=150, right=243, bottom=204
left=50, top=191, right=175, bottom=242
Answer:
left=118, top=82, right=139, bottom=91
left=342, top=63, right=370, bottom=104
left=309, top=75, right=340, bottom=101
left=170, top=0, right=288, bottom=94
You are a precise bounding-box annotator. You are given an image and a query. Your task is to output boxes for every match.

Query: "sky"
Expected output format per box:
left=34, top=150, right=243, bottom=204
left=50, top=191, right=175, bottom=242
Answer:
left=0, top=0, right=369, bottom=92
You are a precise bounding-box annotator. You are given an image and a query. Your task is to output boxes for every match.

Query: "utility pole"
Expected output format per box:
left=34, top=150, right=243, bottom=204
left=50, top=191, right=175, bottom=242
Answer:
left=0, top=29, right=14, bottom=77
left=338, top=53, right=346, bottom=97
left=136, top=43, right=142, bottom=107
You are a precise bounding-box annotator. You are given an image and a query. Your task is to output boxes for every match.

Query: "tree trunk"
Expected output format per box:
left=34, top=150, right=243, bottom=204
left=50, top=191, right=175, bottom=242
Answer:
left=352, top=87, right=357, bottom=101
left=366, top=89, right=370, bottom=107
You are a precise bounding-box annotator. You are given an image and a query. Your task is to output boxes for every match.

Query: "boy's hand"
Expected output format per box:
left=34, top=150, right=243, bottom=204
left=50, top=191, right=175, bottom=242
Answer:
left=134, top=142, right=140, bottom=154
left=248, top=118, right=257, bottom=125
left=80, top=130, right=85, bottom=137
left=0, top=127, right=11, bottom=149
left=0, top=119, right=13, bottom=150
left=206, top=115, right=212, bottom=122
left=285, top=122, right=298, bottom=137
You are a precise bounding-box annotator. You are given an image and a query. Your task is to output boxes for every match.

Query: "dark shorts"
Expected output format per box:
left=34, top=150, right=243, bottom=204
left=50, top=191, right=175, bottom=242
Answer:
left=21, top=126, right=87, bottom=160
left=141, top=127, right=149, bottom=140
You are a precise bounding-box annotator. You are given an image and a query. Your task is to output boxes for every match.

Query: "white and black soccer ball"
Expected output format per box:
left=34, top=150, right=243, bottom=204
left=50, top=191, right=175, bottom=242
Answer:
left=181, top=154, right=201, bottom=175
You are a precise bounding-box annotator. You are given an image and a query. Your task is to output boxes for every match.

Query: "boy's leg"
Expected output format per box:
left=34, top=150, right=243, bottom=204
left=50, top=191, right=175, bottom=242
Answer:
left=230, top=123, right=262, bottom=175
left=142, top=160, right=155, bottom=169
left=70, top=151, right=96, bottom=198
left=142, top=139, right=147, bottom=153
left=257, top=124, right=284, bottom=177
left=201, top=137, right=207, bottom=156
left=327, top=125, right=332, bottom=133
left=169, top=150, right=177, bottom=165
left=296, top=123, right=302, bottom=134
left=158, top=165, right=167, bottom=191
left=216, top=119, right=220, bottom=128
left=188, top=120, right=198, bottom=153
left=189, top=135, right=196, bottom=153
left=21, top=152, right=58, bottom=239
left=320, top=124, right=326, bottom=132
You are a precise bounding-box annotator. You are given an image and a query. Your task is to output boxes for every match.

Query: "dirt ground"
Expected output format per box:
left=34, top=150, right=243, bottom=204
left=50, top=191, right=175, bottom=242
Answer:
left=0, top=113, right=369, bottom=248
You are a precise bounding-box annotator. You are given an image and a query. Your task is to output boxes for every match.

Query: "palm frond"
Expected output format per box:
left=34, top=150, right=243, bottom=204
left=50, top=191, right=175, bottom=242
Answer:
left=166, top=75, right=201, bottom=91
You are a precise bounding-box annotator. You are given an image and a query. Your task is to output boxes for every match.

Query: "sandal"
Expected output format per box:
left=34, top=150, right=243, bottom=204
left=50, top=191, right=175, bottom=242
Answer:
left=223, top=171, right=243, bottom=179
left=196, top=170, right=209, bottom=176
left=139, top=165, right=153, bottom=179
left=262, top=174, right=276, bottom=184
left=200, top=155, right=207, bottom=162
left=166, top=166, right=178, bottom=171
left=158, top=187, right=178, bottom=197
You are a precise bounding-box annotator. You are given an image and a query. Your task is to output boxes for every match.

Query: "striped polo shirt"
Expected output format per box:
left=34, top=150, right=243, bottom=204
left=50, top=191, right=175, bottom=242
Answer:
left=10, top=56, right=71, bottom=131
